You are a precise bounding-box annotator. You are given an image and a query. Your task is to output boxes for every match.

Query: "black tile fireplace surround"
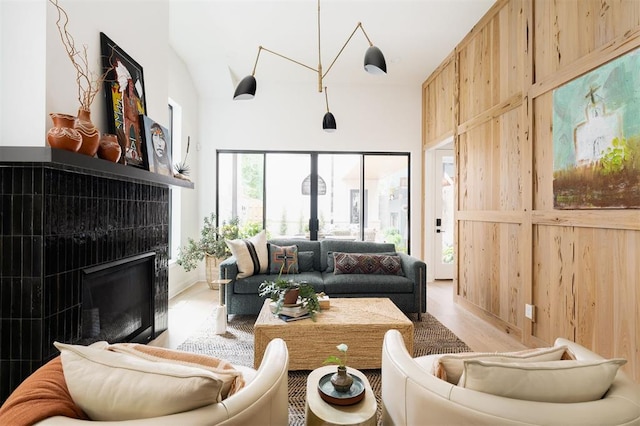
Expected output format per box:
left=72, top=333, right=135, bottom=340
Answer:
left=0, top=147, right=193, bottom=402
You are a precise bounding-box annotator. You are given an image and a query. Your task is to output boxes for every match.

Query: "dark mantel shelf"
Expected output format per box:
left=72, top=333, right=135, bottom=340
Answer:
left=0, top=146, right=194, bottom=189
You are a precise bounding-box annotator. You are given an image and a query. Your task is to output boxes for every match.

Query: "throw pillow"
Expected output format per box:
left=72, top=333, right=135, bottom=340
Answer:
left=0, top=357, right=89, bottom=425
left=298, top=251, right=315, bottom=272
left=268, top=244, right=299, bottom=274
left=226, top=229, right=268, bottom=279
left=54, top=341, right=225, bottom=421
left=333, top=252, right=403, bottom=275
left=326, top=251, right=397, bottom=273
left=432, top=345, right=571, bottom=384
left=326, top=251, right=335, bottom=272
left=458, top=358, right=627, bottom=403
left=107, top=343, right=245, bottom=399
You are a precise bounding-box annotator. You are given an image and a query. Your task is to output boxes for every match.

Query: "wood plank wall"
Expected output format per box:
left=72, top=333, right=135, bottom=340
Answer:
left=423, top=0, right=640, bottom=381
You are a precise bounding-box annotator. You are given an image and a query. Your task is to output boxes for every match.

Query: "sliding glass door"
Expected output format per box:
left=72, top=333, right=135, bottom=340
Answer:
left=217, top=151, right=410, bottom=252
left=264, top=153, right=310, bottom=238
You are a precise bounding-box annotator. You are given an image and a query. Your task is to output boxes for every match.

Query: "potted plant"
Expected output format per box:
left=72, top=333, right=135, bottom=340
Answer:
left=176, top=214, right=241, bottom=287
left=323, top=343, right=353, bottom=392
left=258, top=265, right=321, bottom=320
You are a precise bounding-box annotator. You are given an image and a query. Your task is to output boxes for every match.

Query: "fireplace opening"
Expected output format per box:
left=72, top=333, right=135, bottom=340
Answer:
left=81, top=252, right=155, bottom=345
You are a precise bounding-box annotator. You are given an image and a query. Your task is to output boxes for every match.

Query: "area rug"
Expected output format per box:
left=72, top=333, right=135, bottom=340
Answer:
left=177, top=313, right=471, bottom=425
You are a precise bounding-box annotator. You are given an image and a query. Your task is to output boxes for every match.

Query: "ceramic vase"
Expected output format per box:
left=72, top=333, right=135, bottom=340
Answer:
left=330, top=366, right=353, bottom=393
left=47, top=113, right=82, bottom=152
left=97, top=133, right=122, bottom=163
left=76, top=107, right=100, bottom=156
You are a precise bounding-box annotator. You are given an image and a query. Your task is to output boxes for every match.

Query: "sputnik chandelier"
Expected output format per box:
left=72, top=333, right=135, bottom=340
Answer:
left=233, top=0, right=387, bottom=132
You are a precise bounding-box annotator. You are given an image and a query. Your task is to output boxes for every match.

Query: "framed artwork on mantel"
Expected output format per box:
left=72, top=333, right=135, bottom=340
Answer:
left=100, top=32, right=147, bottom=168
left=140, top=115, right=173, bottom=177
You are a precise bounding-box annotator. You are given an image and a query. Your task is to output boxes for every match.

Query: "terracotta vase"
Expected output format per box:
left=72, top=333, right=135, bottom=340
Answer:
left=283, top=287, right=300, bottom=305
left=47, top=113, right=82, bottom=152
left=76, top=108, right=100, bottom=156
left=330, top=366, right=353, bottom=393
left=97, top=133, right=122, bottom=163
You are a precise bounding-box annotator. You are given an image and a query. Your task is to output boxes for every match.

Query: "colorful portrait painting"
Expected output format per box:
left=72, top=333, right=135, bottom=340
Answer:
left=101, top=32, right=147, bottom=168
left=141, top=115, right=173, bottom=177
left=552, top=48, right=640, bottom=209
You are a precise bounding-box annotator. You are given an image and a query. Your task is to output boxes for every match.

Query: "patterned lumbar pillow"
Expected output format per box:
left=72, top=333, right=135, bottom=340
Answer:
left=225, top=229, right=268, bottom=279
left=333, top=252, right=403, bottom=275
left=268, top=244, right=299, bottom=274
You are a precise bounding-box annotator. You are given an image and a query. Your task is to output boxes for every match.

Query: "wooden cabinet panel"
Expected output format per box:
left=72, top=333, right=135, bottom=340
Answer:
left=423, top=57, right=455, bottom=146
left=458, top=0, right=524, bottom=122
left=533, top=225, right=640, bottom=378
left=534, top=0, right=640, bottom=82
left=458, top=221, right=523, bottom=331
left=458, top=108, right=522, bottom=211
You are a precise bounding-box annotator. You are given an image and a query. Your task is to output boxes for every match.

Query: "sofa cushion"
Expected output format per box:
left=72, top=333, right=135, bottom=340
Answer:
left=226, top=229, right=268, bottom=279
left=54, top=341, right=226, bottom=421
left=107, top=343, right=245, bottom=399
left=458, top=357, right=627, bottom=403
left=268, top=244, right=298, bottom=274
left=334, top=252, right=404, bottom=276
left=235, top=271, right=325, bottom=294
left=0, top=357, right=89, bottom=425
left=322, top=272, right=413, bottom=293
left=298, top=251, right=315, bottom=272
left=432, top=345, right=571, bottom=384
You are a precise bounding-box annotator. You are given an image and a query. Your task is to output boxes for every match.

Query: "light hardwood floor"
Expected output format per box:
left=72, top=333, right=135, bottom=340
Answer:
left=150, top=280, right=528, bottom=352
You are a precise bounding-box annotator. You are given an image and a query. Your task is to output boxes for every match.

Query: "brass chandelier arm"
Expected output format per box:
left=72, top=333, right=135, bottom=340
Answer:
left=251, top=45, right=319, bottom=76
left=324, top=86, right=330, bottom=112
left=322, top=22, right=374, bottom=81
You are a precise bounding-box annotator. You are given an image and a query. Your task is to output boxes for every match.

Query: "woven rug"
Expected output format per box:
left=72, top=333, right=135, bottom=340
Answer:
left=177, top=312, right=471, bottom=425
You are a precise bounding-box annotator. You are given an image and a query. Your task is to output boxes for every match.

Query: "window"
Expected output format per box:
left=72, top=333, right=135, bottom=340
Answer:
left=216, top=151, right=410, bottom=253
left=168, top=99, right=182, bottom=260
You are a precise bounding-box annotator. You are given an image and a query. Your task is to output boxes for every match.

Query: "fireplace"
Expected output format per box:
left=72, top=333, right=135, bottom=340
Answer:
left=0, top=146, right=193, bottom=403
left=81, top=252, right=155, bottom=345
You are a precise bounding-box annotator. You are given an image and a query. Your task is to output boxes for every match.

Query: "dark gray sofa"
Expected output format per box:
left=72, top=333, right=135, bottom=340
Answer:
left=219, top=238, right=427, bottom=319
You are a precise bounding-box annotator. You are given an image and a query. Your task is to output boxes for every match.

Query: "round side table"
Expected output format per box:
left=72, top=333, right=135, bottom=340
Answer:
left=305, top=365, right=377, bottom=426
left=209, top=279, right=231, bottom=334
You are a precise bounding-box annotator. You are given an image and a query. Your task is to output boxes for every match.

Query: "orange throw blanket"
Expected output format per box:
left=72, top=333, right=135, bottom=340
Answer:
left=0, top=357, right=88, bottom=425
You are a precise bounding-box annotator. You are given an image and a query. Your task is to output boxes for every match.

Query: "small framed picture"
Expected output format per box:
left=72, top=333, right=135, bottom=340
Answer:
left=100, top=32, right=147, bottom=168
left=140, top=115, right=173, bottom=176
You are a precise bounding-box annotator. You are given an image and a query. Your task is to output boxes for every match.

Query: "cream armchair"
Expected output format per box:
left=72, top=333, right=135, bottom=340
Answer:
left=31, top=337, right=289, bottom=426
left=381, top=329, right=640, bottom=425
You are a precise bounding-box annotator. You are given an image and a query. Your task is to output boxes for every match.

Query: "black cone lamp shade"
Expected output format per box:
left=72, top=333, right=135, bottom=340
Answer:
left=364, top=46, right=387, bottom=75
left=322, top=112, right=337, bottom=132
left=233, top=75, right=257, bottom=100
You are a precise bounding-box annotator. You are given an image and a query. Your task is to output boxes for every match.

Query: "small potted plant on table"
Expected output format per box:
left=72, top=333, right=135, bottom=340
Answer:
left=324, top=343, right=353, bottom=392
left=258, top=266, right=320, bottom=320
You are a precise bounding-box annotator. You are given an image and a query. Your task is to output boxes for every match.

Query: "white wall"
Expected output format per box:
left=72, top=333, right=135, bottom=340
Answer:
left=168, top=47, right=202, bottom=297
left=198, top=80, right=424, bottom=255
left=1, top=0, right=47, bottom=146
left=44, top=0, right=170, bottom=133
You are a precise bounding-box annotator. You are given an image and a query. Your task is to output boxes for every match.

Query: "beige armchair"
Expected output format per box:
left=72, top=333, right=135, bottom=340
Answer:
left=381, top=329, right=640, bottom=425
left=24, top=338, right=289, bottom=426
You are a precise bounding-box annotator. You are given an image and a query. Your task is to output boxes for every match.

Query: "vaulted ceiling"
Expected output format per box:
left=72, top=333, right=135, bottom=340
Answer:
left=169, top=1, right=496, bottom=100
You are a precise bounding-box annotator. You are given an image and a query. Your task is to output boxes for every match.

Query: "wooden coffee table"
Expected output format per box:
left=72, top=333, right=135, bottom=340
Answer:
left=254, top=297, right=414, bottom=370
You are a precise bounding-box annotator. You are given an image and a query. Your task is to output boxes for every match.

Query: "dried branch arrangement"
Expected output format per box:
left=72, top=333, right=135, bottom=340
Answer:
left=49, top=0, right=111, bottom=111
